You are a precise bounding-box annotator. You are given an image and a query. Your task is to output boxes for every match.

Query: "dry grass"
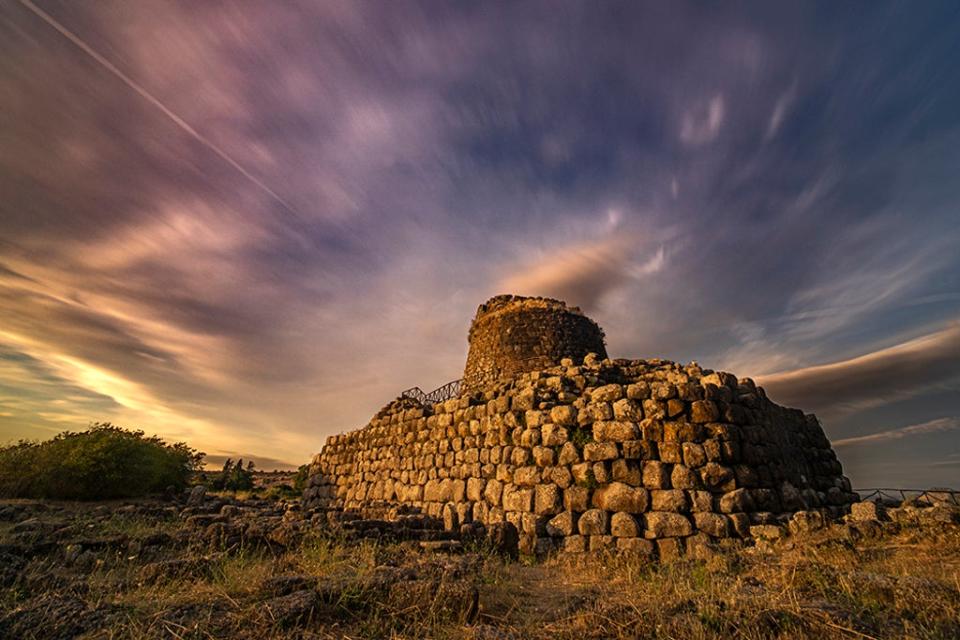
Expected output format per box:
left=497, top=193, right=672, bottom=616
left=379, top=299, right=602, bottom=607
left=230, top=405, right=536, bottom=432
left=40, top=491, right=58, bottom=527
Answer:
left=1, top=501, right=958, bottom=639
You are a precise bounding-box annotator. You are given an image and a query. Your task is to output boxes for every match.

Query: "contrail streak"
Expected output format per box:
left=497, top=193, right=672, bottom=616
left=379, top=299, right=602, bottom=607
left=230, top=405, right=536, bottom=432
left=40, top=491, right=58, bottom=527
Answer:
left=16, top=0, right=306, bottom=221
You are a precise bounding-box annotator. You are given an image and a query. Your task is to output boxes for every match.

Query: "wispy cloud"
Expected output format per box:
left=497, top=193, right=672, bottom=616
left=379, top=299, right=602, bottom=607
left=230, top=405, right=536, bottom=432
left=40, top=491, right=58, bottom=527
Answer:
left=833, top=417, right=960, bottom=447
left=680, top=94, right=725, bottom=145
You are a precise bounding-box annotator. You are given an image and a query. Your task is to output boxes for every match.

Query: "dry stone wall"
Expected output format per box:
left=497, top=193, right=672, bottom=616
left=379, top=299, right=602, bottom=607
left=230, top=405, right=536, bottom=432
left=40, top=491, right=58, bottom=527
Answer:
left=462, top=295, right=607, bottom=392
left=304, top=354, right=858, bottom=558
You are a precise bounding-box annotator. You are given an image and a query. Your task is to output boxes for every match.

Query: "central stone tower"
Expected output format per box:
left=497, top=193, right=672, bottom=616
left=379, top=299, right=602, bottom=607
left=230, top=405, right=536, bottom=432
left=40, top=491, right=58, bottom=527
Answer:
left=462, top=295, right=607, bottom=391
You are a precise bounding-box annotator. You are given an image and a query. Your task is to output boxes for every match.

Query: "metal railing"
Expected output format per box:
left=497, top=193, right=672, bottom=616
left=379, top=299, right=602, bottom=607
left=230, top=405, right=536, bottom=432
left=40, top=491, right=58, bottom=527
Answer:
left=400, top=379, right=463, bottom=406
left=854, top=488, right=960, bottom=506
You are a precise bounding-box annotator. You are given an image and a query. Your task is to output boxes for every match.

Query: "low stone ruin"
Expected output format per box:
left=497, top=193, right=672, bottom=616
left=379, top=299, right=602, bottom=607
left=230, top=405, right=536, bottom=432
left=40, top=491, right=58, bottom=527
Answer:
left=303, top=295, right=859, bottom=558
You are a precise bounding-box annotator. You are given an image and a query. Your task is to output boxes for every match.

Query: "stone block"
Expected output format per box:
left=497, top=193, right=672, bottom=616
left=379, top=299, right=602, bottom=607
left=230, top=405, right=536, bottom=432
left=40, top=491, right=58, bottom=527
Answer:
left=700, top=462, right=736, bottom=491
left=484, top=479, right=503, bottom=507
left=558, top=441, right=581, bottom=465
left=656, top=537, right=684, bottom=561
left=612, top=459, right=643, bottom=486
left=514, top=466, right=541, bottom=487
left=535, top=484, right=563, bottom=515
left=690, top=400, right=720, bottom=423
left=532, top=446, right=555, bottom=467
left=850, top=501, right=885, bottom=522
left=593, top=421, right=640, bottom=442
left=644, top=512, right=693, bottom=539
left=622, top=440, right=656, bottom=460
left=550, top=405, right=578, bottom=426
left=613, top=399, right=643, bottom=421
left=502, top=485, right=534, bottom=512
left=682, top=443, right=707, bottom=468
left=651, top=489, right=688, bottom=512
left=541, top=424, right=569, bottom=446
left=610, top=512, right=641, bottom=537
left=546, top=511, right=577, bottom=537
left=642, top=461, right=671, bottom=489
left=563, top=535, right=587, bottom=553
left=577, top=509, right=608, bottom=535
left=592, top=384, right=623, bottom=403
left=589, top=535, right=616, bottom=551
left=564, top=486, right=591, bottom=512
left=616, top=537, right=655, bottom=555
left=670, top=464, right=700, bottom=489
left=592, top=482, right=649, bottom=513
left=693, top=512, right=730, bottom=538
left=719, top=489, right=753, bottom=513
left=584, top=442, right=619, bottom=460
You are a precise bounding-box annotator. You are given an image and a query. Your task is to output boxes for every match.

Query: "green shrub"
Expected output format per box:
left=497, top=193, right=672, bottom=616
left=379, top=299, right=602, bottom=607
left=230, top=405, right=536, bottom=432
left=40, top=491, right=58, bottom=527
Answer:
left=293, top=464, right=309, bottom=492
left=210, top=458, right=254, bottom=491
left=0, top=423, right=204, bottom=500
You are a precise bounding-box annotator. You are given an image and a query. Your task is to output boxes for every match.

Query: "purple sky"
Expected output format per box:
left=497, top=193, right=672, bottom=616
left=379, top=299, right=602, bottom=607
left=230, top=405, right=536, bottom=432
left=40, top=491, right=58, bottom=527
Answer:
left=1, top=1, right=958, bottom=486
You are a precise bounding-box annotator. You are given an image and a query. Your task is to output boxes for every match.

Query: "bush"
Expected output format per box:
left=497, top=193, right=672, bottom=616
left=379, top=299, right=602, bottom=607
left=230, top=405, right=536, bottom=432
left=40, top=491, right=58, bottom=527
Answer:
left=0, top=423, right=204, bottom=500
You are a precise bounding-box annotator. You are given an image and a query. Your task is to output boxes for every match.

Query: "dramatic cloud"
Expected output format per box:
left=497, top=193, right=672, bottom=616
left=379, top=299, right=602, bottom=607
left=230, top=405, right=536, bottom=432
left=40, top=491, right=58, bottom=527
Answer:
left=497, top=234, right=665, bottom=311
left=757, top=322, right=960, bottom=415
left=1, top=2, right=959, bottom=485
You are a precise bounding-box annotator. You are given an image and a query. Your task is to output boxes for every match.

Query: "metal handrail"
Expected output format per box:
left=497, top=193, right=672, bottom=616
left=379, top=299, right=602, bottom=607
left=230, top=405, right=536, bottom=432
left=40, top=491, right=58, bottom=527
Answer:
left=400, top=379, right=462, bottom=406
left=854, top=488, right=960, bottom=506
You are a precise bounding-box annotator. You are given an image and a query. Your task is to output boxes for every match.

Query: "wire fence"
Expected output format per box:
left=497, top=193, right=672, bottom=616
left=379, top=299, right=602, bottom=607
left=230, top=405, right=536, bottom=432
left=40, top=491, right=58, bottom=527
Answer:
left=400, top=379, right=463, bottom=406
left=854, top=488, right=960, bottom=506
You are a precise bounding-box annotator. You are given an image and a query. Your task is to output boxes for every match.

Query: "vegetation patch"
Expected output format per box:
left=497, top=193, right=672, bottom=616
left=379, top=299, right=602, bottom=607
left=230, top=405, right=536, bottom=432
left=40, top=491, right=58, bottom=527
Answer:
left=0, top=423, right=203, bottom=500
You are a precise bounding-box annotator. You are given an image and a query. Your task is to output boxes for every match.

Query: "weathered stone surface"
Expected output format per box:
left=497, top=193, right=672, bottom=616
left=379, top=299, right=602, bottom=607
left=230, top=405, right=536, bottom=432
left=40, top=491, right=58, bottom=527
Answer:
left=584, top=442, right=619, bottom=460
left=594, top=421, right=641, bottom=442
left=788, top=510, right=826, bottom=535
left=851, top=501, right=885, bottom=522
left=577, top=509, right=608, bottom=536
left=612, top=459, right=642, bottom=486
left=643, top=512, right=693, bottom=538
left=693, top=512, right=729, bottom=538
left=612, top=399, right=642, bottom=421
left=719, top=489, right=754, bottom=514
left=592, top=483, right=649, bottom=513
left=563, top=486, right=591, bottom=512
left=534, top=484, right=562, bottom=515
left=616, top=537, right=655, bottom=555
left=610, top=512, right=641, bottom=537
left=642, top=461, right=671, bottom=489
left=550, top=405, right=578, bottom=426
left=650, top=489, right=688, bottom=513
left=558, top=441, right=581, bottom=465
left=591, top=384, right=623, bottom=403
left=546, top=511, right=577, bottom=537
left=690, top=400, right=719, bottom=423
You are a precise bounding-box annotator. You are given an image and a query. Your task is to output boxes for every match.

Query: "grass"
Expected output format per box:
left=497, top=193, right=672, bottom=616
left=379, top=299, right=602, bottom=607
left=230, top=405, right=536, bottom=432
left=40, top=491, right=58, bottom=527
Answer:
left=1, top=499, right=959, bottom=639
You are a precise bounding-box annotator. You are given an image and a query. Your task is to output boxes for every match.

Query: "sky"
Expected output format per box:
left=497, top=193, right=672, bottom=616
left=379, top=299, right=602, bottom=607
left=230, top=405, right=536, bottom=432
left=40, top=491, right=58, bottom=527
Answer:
left=1, top=1, right=958, bottom=487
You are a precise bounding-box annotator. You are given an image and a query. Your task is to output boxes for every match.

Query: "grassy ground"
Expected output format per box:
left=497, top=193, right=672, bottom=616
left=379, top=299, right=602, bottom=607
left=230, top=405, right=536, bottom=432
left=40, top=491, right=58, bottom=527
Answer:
left=1, top=499, right=958, bottom=639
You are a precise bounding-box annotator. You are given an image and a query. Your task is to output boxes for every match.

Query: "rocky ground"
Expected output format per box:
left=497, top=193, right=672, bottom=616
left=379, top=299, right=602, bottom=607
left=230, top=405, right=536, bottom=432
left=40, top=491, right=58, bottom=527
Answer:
left=1, top=491, right=958, bottom=639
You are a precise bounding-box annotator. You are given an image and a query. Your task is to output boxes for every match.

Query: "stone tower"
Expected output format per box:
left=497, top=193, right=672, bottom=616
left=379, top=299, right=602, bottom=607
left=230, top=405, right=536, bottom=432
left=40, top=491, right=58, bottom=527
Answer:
left=462, top=295, right=607, bottom=391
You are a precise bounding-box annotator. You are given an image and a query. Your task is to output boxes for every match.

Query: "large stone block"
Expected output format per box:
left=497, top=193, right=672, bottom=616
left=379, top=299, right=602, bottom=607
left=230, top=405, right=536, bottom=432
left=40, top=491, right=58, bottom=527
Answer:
left=535, top=484, right=563, bottom=515
left=563, top=486, right=591, bottom=512
left=610, top=512, right=641, bottom=537
left=584, top=442, right=619, bottom=460
left=643, top=512, right=693, bottom=539
left=577, top=509, right=609, bottom=535
left=642, top=461, right=671, bottom=489
left=592, top=482, right=649, bottom=513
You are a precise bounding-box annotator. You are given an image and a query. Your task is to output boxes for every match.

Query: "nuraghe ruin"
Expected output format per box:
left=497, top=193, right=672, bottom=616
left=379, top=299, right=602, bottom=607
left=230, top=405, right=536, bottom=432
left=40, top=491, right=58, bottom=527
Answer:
left=303, top=295, right=858, bottom=557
